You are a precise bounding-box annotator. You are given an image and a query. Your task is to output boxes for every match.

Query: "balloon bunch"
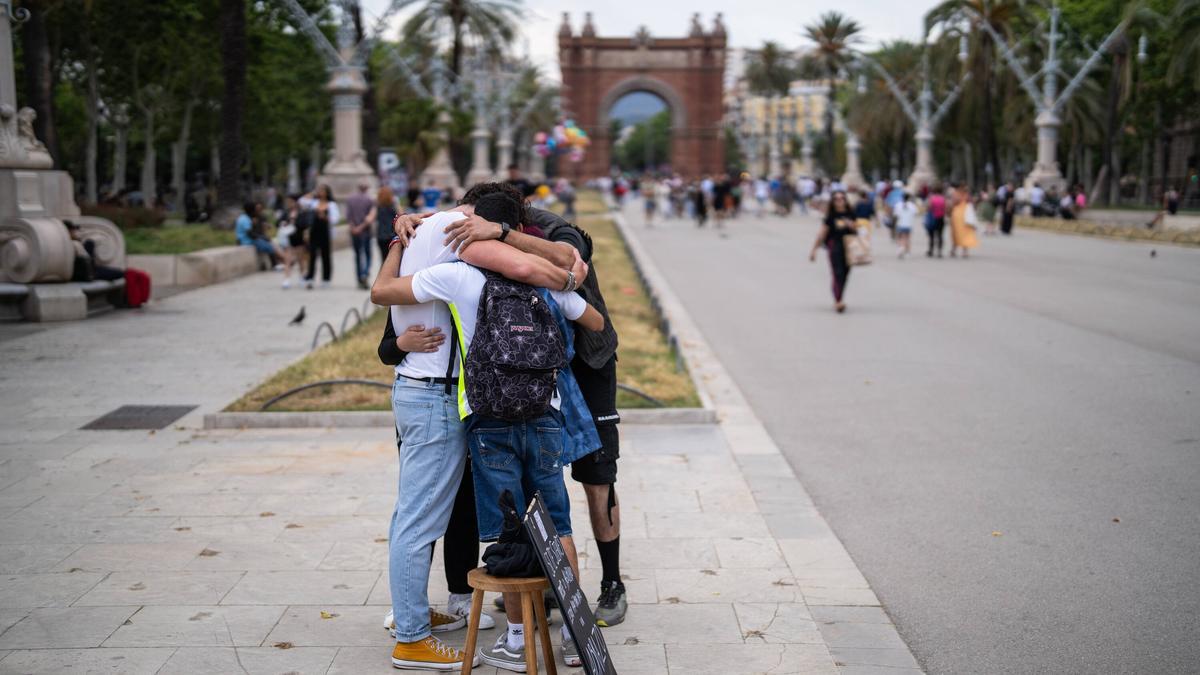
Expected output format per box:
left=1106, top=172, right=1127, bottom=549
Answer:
left=534, top=119, right=590, bottom=162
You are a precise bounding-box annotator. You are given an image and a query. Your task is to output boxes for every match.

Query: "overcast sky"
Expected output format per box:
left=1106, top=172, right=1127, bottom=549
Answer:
left=362, top=0, right=943, bottom=78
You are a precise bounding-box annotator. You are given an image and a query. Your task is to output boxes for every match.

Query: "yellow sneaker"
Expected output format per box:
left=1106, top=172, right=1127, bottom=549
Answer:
left=391, top=635, right=477, bottom=670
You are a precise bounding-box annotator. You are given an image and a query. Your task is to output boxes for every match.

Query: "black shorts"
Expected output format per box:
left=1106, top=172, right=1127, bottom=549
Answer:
left=571, top=424, right=619, bottom=485
left=570, top=356, right=620, bottom=485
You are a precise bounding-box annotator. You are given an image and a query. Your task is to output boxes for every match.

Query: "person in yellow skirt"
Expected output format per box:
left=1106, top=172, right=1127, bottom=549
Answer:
left=948, top=183, right=979, bottom=258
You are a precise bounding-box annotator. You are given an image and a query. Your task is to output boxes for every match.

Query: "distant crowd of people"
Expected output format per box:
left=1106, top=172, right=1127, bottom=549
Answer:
left=229, top=164, right=578, bottom=292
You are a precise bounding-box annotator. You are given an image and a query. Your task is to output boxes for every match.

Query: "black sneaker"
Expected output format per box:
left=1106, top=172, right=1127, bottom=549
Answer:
left=594, top=580, right=627, bottom=627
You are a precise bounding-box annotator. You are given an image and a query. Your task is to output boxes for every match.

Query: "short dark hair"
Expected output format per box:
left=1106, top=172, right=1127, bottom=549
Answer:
left=460, top=182, right=527, bottom=224
left=473, top=192, right=522, bottom=228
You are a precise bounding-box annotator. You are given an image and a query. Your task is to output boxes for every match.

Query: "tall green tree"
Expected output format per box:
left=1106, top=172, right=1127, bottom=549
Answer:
left=1167, top=0, right=1200, bottom=89
left=19, top=0, right=61, bottom=163
left=401, top=0, right=523, bottom=78
left=616, top=111, right=671, bottom=172
left=925, top=0, right=1025, bottom=186
left=745, top=41, right=798, bottom=96
left=804, top=11, right=862, bottom=174
left=217, top=0, right=247, bottom=221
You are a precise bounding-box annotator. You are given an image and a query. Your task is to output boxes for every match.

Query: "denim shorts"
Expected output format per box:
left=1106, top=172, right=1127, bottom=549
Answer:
left=466, top=409, right=573, bottom=541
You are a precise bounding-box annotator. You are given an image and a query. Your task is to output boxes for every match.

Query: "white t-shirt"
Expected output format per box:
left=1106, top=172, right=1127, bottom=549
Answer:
left=391, top=210, right=467, bottom=379
left=411, top=262, right=587, bottom=415
left=896, top=201, right=919, bottom=230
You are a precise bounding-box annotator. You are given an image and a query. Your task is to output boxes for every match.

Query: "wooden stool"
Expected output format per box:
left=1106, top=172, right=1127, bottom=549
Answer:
left=461, top=567, right=557, bottom=675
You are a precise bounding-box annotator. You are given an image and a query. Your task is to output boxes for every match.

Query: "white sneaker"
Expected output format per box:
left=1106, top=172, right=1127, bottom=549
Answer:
left=282, top=278, right=291, bottom=289
left=273, top=263, right=284, bottom=271
left=320, top=280, right=331, bottom=289
left=448, top=594, right=496, bottom=630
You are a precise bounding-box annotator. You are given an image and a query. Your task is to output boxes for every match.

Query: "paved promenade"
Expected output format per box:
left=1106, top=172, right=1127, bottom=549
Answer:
left=623, top=201, right=1200, bottom=674
left=0, top=228, right=917, bottom=672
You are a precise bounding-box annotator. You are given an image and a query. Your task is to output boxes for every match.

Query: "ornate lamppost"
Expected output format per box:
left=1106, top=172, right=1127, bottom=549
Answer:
left=971, top=4, right=1146, bottom=191
left=853, top=37, right=970, bottom=192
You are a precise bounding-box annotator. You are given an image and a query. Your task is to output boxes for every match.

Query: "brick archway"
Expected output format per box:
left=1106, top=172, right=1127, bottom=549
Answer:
left=558, top=14, right=727, bottom=178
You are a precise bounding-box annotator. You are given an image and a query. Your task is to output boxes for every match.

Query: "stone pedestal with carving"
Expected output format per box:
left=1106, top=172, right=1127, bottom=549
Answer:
left=1024, top=109, right=1067, bottom=193
left=420, top=109, right=461, bottom=196
left=0, top=6, right=125, bottom=320
left=318, top=65, right=377, bottom=200
left=841, top=132, right=866, bottom=190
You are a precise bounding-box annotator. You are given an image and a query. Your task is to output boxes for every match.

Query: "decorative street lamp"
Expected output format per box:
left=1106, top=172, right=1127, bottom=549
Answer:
left=278, top=0, right=416, bottom=198
left=972, top=3, right=1143, bottom=191
left=853, top=44, right=970, bottom=192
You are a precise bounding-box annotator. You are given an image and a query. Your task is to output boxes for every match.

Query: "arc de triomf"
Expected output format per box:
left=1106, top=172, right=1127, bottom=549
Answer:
left=558, top=12, right=727, bottom=178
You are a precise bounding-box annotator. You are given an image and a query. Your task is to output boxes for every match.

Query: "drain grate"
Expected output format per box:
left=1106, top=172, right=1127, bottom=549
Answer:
left=82, top=405, right=198, bottom=430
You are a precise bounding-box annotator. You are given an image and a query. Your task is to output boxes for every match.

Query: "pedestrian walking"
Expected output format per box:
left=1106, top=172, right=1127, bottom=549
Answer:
left=693, top=181, right=709, bottom=227
left=346, top=183, right=374, bottom=289
left=894, top=192, right=918, bottom=259
left=301, top=184, right=337, bottom=289
left=810, top=190, right=858, bottom=313
left=926, top=184, right=947, bottom=258
left=1000, top=181, right=1016, bottom=235
left=369, top=186, right=400, bottom=262
left=556, top=178, right=577, bottom=220
left=275, top=194, right=307, bottom=289
left=948, top=184, right=979, bottom=258
left=642, top=178, right=657, bottom=226
left=980, top=189, right=998, bottom=235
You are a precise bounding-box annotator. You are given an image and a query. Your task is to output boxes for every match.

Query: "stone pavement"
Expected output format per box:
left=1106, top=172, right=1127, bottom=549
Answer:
left=0, top=421, right=916, bottom=675
left=0, top=217, right=919, bottom=673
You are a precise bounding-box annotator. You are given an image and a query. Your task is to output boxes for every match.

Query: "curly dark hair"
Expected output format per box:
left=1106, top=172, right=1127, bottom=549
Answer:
left=458, top=182, right=528, bottom=225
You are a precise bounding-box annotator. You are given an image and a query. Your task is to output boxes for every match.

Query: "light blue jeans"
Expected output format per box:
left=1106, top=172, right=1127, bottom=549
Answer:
left=389, top=377, right=467, bottom=642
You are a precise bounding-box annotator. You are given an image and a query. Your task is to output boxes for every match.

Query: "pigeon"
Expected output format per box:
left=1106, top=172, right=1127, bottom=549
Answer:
left=1150, top=249, right=1157, bottom=258
left=289, top=306, right=306, bottom=326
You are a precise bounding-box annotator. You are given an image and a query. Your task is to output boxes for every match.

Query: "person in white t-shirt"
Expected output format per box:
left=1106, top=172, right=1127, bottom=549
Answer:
left=894, top=192, right=919, bottom=259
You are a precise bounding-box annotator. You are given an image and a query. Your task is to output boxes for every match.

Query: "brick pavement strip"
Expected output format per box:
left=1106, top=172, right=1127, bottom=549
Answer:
left=0, top=220, right=920, bottom=673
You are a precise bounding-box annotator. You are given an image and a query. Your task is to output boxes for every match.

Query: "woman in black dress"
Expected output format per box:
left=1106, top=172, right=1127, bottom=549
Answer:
left=809, top=190, right=858, bottom=313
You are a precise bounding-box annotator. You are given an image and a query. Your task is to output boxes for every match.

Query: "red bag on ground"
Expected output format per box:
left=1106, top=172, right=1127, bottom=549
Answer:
left=124, top=268, right=151, bottom=308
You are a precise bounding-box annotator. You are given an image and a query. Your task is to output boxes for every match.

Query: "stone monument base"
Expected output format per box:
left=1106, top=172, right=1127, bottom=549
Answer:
left=0, top=278, right=126, bottom=322
left=318, top=158, right=377, bottom=202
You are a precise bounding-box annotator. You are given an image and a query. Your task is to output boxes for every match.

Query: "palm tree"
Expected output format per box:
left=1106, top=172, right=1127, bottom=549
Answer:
left=804, top=11, right=862, bottom=174
left=402, top=0, right=523, bottom=78
left=217, top=0, right=247, bottom=222
left=1168, top=0, right=1200, bottom=90
left=745, top=41, right=797, bottom=96
left=847, top=41, right=921, bottom=179
left=925, top=0, right=1025, bottom=186
left=1095, top=1, right=1161, bottom=204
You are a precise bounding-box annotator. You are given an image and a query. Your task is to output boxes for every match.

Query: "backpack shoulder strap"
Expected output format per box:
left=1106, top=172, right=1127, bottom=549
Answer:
left=445, top=303, right=469, bottom=420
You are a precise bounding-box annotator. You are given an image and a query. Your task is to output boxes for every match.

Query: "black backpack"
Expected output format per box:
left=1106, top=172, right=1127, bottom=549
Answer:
left=462, top=270, right=567, bottom=422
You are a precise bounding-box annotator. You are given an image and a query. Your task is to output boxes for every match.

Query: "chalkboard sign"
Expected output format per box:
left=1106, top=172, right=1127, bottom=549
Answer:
left=525, top=493, right=617, bottom=675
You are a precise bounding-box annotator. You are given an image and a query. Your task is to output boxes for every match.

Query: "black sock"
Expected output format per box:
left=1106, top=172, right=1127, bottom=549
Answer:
left=597, top=536, right=620, bottom=585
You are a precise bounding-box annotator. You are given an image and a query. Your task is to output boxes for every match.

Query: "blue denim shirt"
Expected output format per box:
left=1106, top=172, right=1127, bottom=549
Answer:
left=541, top=289, right=601, bottom=464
